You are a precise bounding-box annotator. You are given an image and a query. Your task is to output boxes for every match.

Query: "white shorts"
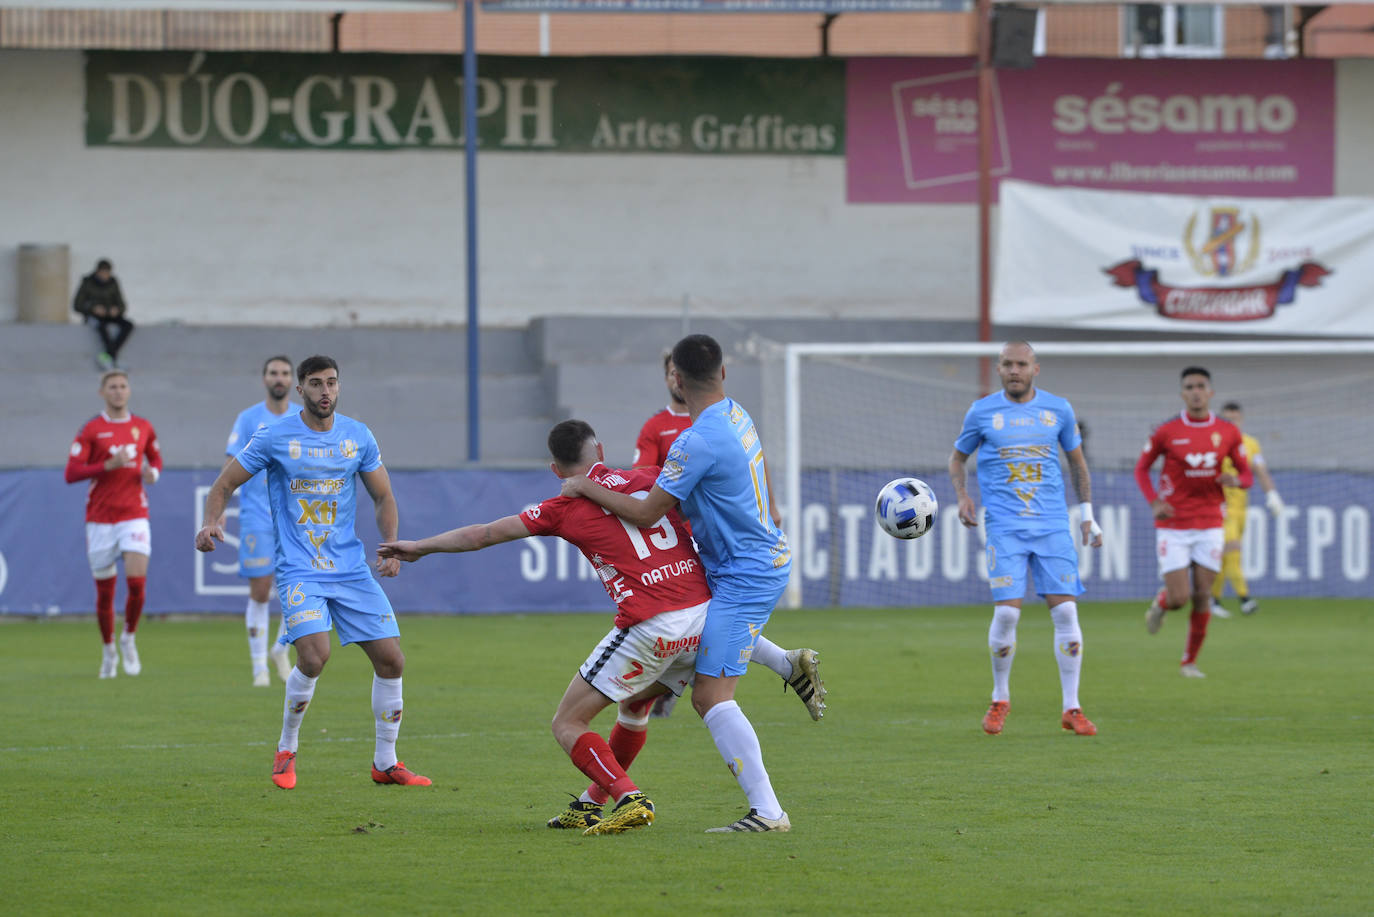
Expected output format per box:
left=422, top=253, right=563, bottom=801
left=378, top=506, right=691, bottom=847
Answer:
left=86, top=519, right=151, bottom=574
left=579, top=601, right=709, bottom=703
left=1156, top=528, right=1224, bottom=576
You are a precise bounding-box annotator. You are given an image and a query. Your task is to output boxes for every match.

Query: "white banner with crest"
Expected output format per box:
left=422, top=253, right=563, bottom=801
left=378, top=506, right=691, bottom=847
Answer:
left=993, top=180, right=1374, bottom=336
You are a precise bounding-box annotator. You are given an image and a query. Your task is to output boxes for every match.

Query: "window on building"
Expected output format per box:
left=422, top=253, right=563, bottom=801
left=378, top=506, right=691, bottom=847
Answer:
left=1124, top=3, right=1224, bottom=57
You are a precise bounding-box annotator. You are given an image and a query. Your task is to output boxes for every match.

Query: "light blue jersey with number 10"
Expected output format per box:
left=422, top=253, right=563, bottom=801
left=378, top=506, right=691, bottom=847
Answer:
left=656, top=398, right=791, bottom=600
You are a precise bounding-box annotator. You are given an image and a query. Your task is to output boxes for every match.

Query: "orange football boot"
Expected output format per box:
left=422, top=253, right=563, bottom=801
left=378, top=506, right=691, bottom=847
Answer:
left=1061, top=708, right=1097, bottom=736
left=982, top=701, right=1010, bottom=735
left=371, top=761, right=432, bottom=786
left=272, top=750, right=297, bottom=789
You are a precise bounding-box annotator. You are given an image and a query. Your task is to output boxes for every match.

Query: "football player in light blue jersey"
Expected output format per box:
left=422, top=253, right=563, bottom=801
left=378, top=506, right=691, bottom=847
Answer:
left=562, top=334, right=794, bottom=833
left=223, top=355, right=295, bottom=687
left=949, top=341, right=1104, bottom=738
left=197, top=355, right=430, bottom=791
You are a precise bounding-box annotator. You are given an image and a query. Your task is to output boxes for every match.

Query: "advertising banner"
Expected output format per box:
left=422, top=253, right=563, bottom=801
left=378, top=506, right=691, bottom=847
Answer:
left=993, top=180, right=1374, bottom=335
left=1, top=467, right=1367, bottom=615
left=846, top=57, right=1334, bottom=203
left=85, top=51, right=843, bottom=155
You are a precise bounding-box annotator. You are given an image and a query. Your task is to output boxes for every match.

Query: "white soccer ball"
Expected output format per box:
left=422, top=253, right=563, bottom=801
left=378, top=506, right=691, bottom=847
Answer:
left=874, top=477, right=938, bottom=540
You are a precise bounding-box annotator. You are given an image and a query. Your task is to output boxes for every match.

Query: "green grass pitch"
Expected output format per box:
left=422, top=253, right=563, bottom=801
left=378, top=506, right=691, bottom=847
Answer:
left=2, top=600, right=1369, bottom=916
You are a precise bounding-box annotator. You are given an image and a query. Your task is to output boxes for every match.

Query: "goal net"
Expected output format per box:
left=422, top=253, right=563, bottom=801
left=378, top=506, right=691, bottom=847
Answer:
left=760, top=341, right=1374, bottom=609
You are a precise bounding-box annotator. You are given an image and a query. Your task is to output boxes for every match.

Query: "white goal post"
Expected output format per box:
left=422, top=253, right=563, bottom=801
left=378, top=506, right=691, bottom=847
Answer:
left=767, top=339, right=1374, bottom=609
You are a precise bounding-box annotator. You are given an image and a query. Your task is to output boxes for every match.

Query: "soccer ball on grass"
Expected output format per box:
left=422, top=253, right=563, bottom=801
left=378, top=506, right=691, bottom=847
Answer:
left=874, top=477, right=938, bottom=539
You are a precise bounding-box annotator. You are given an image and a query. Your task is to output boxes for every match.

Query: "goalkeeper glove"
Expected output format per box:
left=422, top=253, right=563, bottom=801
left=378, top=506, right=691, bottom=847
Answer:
left=1265, top=490, right=1285, bottom=515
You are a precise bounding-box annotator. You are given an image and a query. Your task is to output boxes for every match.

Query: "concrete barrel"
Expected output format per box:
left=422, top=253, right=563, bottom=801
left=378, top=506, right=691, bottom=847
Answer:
left=16, top=244, right=71, bottom=323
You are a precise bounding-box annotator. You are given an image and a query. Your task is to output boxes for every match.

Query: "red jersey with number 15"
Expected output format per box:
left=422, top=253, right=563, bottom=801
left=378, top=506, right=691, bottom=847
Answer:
left=1134, top=412, right=1251, bottom=530
left=520, top=463, right=710, bottom=628
left=65, top=412, right=163, bottom=523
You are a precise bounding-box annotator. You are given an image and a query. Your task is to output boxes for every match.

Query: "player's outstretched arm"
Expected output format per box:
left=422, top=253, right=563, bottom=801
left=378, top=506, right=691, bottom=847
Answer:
left=948, top=449, right=978, bottom=528
left=379, top=515, right=529, bottom=562
left=560, top=476, right=678, bottom=528
left=195, top=458, right=252, bottom=551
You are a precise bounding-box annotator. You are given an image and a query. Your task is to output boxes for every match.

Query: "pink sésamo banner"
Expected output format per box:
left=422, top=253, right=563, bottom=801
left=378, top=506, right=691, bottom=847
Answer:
left=845, top=58, right=1333, bottom=204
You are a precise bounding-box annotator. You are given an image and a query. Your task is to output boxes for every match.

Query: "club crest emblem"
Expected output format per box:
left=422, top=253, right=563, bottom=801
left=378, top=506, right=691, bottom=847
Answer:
left=289, top=439, right=301, bottom=460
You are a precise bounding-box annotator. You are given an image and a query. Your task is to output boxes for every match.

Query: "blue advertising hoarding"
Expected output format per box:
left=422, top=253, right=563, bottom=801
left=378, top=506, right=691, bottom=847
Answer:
left=1, top=468, right=1368, bottom=615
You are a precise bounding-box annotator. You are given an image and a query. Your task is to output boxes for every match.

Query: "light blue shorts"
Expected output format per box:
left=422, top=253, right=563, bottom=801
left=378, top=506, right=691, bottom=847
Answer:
left=276, top=577, right=399, bottom=647
left=238, top=527, right=276, bottom=579
left=695, top=576, right=787, bottom=678
left=985, top=527, right=1084, bottom=602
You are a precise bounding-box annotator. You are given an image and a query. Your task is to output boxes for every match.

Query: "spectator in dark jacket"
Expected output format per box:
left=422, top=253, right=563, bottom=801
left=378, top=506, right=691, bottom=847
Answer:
left=73, top=259, right=134, bottom=370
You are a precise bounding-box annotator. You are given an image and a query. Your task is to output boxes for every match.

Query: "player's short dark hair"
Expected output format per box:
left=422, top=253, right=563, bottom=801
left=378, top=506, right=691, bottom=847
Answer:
left=262, top=354, right=292, bottom=376
left=671, top=334, right=723, bottom=389
left=548, top=419, right=597, bottom=467
left=96, top=259, right=112, bottom=271
left=1180, top=366, right=1211, bottom=382
left=297, top=355, right=338, bottom=383
left=1221, top=401, right=1242, bottom=413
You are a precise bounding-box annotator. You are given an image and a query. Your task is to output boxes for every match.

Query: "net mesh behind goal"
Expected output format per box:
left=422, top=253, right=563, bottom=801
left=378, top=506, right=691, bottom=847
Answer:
left=761, top=342, right=1374, bottom=609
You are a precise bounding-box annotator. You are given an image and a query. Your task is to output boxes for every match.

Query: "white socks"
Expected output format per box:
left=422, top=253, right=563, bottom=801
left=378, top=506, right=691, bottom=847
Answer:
left=1050, top=601, right=1084, bottom=711
left=988, top=604, right=1020, bottom=702
left=278, top=667, right=318, bottom=753
left=246, top=598, right=270, bottom=674
left=372, top=675, right=404, bottom=771
left=749, top=636, right=790, bottom=678
left=702, top=700, right=782, bottom=820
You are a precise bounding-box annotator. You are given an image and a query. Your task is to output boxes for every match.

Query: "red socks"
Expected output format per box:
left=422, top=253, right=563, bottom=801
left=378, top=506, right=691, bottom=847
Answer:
left=95, top=577, right=117, bottom=643
left=586, top=723, right=650, bottom=805
left=124, top=576, right=146, bottom=632
left=1183, top=609, right=1211, bottom=665
left=570, top=732, right=637, bottom=802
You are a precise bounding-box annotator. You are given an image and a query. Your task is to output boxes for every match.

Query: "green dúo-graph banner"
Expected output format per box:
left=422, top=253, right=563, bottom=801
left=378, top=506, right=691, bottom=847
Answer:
left=84, top=51, right=844, bottom=154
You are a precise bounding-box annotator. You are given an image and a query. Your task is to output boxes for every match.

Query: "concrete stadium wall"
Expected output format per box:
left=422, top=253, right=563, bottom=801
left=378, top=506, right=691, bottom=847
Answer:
left=0, top=49, right=973, bottom=327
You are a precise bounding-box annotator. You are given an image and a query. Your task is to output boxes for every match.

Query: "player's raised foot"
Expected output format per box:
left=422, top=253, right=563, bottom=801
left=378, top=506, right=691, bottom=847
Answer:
left=371, top=761, right=432, bottom=786
left=583, top=792, right=654, bottom=836
left=648, top=693, right=678, bottom=719
left=95, top=351, right=115, bottom=371
left=547, top=798, right=603, bottom=830
left=1179, top=663, right=1207, bottom=679
left=270, top=643, right=293, bottom=681
left=99, top=644, right=118, bottom=679
left=252, top=670, right=271, bottom=687
left=982, top=700, right=1009, bottom=735
left=118, top=632, right=141, bottom=676
left=1210, top=601, right=1233, bottom=619
left=1145, top=595, right=1167, bottom=634
left=1061, top=708, right=1097, bottom=736
left=784, top=648, right=827, bottom=721
left=705, top=809, right=791, bottom=833
left=271, top=750, right=297, bottom=789
left=1240, top=597, right=1259, bottom=616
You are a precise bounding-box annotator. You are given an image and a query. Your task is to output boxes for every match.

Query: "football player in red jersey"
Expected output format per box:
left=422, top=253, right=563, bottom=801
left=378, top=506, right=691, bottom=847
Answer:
left=632, top=353, right=692, bottom=469
left=1134, top=366, right=1251, bottom=678
left=379, top=420, right=821, bottom=835
left=64, top=370, right=163, bottom=678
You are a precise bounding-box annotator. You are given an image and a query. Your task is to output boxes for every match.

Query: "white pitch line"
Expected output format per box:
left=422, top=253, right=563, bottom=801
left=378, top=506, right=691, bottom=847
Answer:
left=0, top=731, right=475, bottom=755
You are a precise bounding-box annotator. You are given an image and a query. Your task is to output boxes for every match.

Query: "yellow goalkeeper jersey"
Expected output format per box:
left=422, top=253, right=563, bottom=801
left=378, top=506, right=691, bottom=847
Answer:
left=1222, top=433, right=1262, bottom=515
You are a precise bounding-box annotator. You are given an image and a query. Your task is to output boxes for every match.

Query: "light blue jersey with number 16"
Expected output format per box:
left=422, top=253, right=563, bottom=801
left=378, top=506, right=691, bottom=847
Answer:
left=234, top=411, right=382, bottom=583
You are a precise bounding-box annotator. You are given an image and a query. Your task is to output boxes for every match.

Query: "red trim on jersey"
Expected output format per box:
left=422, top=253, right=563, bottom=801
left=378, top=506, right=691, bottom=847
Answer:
left=519, top=463, right=710, bottom=628
left=633, top=407, right=691, bottom=469
left=65, top=413, right=163, bottom=523
left=1135, top=412, right=1251, bottom=530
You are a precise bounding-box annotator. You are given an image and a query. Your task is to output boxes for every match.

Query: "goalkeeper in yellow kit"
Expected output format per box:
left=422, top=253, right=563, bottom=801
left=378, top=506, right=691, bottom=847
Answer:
left=1213, top=402, right=1285, bottom=617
